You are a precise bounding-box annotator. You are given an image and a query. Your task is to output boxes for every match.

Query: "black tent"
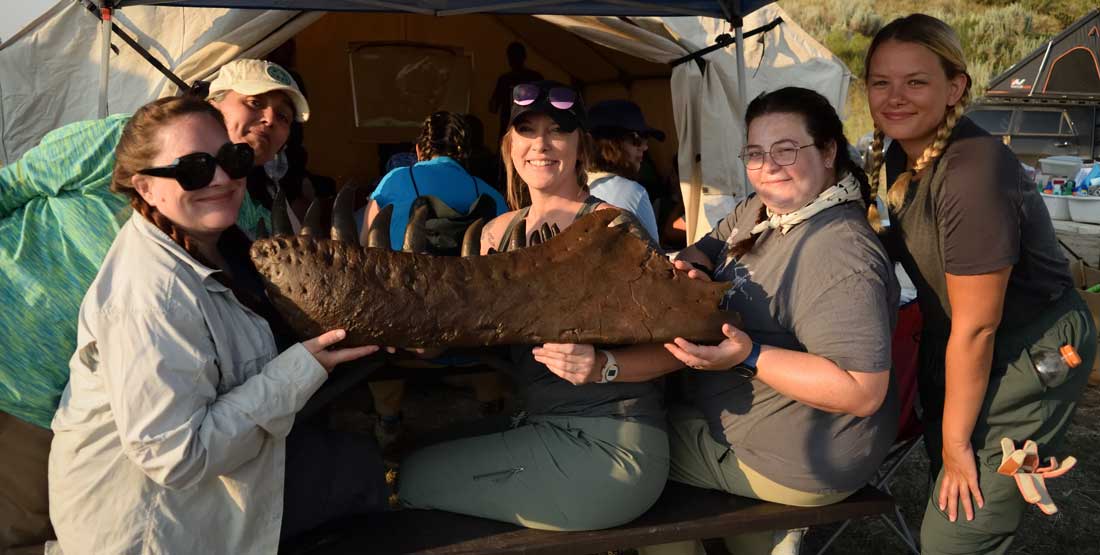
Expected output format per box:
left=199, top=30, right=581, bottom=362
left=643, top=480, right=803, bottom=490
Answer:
left=987, top=9, right=1100, bottom=100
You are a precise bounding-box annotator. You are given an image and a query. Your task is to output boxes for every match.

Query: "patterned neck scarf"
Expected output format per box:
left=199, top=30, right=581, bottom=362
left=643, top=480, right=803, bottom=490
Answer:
left=750, top=173, right=862, bottom=236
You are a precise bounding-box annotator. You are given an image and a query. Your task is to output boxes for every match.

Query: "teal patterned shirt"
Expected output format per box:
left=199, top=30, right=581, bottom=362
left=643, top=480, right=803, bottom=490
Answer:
left=0, top=115, right=270, bottom=428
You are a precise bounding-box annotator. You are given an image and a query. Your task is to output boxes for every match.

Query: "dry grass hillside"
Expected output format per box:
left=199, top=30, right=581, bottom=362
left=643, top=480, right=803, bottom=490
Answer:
left=779, top=0, right=1097, bottom=140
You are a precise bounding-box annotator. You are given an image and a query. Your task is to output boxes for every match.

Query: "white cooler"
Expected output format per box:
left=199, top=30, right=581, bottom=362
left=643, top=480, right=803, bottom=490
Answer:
left=1041, top=193, right=1071, bottom=220
left=1068, top=196, right=1100, bottom=224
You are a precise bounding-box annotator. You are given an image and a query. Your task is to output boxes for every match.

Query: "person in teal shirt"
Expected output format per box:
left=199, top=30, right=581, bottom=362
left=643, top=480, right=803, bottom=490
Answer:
left=0, top=58, right=308, bottom=551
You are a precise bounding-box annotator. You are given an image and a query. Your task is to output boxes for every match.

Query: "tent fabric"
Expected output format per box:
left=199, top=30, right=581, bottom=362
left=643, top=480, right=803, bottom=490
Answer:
left=986, top=9, right=1100, bottom=100
left=112, top=0, right=776, bottom=19
left=662, top=6, right=850, bottom=239
left=0, top=1, right=321, bottom=163
left=0, top=1, right=844, bottom=227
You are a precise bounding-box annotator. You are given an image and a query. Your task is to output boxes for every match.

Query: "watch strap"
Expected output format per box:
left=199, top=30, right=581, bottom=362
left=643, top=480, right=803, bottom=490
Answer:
left=742, top=342, right=761, bottom=370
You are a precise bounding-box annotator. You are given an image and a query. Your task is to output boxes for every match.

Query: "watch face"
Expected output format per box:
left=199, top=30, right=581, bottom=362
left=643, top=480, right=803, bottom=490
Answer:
left=605, top=365, right=619, bottom=382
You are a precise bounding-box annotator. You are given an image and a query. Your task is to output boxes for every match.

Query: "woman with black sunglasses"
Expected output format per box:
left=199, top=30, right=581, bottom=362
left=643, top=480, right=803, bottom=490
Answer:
left=47, top=97, right=388, bottom=554
left=395, top=81, right=671, bottom=531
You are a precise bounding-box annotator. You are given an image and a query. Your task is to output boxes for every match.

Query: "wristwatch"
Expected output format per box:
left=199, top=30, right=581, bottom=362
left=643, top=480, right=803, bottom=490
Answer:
left=597, top=350, right=620, bottom=383
left=731, top=342, right=761, bottom=379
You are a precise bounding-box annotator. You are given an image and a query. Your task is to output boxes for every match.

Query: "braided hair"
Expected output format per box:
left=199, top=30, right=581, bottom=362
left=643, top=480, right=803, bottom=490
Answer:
left=112, top=96, right=293, bottom=342
left=864, top=14, right=972, bottom=231
left=728, top=87, right=871, bottom=259
left=416, top=111, right=472, bottom=166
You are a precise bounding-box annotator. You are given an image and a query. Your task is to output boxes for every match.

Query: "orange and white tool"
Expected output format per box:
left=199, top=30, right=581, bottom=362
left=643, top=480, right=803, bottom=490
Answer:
left=996, top=437, right=1076, bottom=515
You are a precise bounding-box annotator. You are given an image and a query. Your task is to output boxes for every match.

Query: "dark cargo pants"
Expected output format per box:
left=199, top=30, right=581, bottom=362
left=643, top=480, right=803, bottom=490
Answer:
left=919, top=290, right=1096, bottom=554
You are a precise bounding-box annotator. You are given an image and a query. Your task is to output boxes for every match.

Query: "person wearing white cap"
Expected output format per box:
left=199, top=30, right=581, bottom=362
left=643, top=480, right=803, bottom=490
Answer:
left=207, top=58, right=310, bottom=168
left=206, top=59, right=313, bottom=235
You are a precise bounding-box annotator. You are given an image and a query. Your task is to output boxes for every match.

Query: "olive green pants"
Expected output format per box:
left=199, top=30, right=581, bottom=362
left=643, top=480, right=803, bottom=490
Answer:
left=639, top=406, right=853, bottom=555
left=398, top=414, right=669, bottom=531
left=920, top=290, right=1096, bottom=555
left=0, top=411, right=54, bottom=551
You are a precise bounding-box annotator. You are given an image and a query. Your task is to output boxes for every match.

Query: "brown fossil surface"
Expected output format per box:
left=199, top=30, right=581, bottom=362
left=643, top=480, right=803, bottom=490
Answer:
left=250, top=208, right=736, bottom=348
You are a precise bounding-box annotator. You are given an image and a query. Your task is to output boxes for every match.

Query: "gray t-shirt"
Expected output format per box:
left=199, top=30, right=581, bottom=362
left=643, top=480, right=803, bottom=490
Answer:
left=690, top=196, right=900, bottom=493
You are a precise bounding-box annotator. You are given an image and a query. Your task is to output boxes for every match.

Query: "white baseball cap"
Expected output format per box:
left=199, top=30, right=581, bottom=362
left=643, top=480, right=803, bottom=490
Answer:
left=207, top=59, right=310, bottom=122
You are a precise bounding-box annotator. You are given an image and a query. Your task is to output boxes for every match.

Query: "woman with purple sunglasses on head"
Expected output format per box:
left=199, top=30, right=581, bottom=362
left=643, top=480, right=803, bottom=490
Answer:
left=47, top=96, right=389, bottom=555
left=395, top=81, right=670, bottom=531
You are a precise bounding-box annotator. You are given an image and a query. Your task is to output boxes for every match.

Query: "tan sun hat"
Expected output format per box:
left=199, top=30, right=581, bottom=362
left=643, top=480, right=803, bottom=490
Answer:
left=207, top=59, right=310, bottom=122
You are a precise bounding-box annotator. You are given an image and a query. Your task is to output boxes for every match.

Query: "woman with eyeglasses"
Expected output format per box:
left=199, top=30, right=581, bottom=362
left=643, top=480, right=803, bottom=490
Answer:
left=584, top=99, right=662, bottom=243
left=47, top=97, right=388, bottom=555
left=395, top=81, right=671, bottom=531
left=629, top=87, right=900, bottom=555
left=863, top=16, right=1094, bottom=553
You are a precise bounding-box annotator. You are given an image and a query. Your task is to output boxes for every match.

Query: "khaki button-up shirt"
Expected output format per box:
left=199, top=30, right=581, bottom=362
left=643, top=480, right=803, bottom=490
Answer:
left=48, top=215, right=327, bottom=555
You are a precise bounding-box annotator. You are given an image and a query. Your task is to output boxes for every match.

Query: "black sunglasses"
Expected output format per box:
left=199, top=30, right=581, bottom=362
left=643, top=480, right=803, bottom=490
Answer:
left=137, top=142, right=254, bottom=191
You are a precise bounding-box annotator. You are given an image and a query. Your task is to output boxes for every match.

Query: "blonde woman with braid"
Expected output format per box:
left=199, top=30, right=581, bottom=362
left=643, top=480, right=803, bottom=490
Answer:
left=48, top=97, right=389, bottom=554
left=864, top=14, right=1095, bottom=554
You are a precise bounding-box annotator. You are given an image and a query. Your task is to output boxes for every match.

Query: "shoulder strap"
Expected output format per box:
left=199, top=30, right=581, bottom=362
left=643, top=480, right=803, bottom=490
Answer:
left=408, top=166, right=422, bottom=198
left=574, top=195, right=602, bottom=221
left=497, top=207, right=531, bottom=252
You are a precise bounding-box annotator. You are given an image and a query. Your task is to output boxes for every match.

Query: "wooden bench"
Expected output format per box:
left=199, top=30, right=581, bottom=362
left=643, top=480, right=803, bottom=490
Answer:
left=282, top=482, right=895, bottom=555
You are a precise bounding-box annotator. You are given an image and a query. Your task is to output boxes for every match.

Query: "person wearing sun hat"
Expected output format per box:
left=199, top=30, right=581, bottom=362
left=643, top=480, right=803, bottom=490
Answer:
left=205, top=58, right=312, bottom=235
left=0, top=58, right=309, bottom=552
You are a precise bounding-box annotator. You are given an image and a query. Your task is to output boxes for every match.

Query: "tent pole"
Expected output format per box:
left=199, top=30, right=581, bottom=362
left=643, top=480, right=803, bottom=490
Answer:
left=98, top=3, right=113, bottom=118
left=1029, top=40, right=1053, bottom=97
left=734, top=22, right=748, bottom=198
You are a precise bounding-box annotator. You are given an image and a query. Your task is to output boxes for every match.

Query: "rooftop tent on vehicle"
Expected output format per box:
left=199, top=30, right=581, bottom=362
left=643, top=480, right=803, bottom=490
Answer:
left=0, top=0, right=849, bottom=242
left=986, top=8, right=1100, bottom=100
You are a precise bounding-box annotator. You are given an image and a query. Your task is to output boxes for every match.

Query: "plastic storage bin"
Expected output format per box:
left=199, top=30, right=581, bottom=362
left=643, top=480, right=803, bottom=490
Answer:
left=1042, top=193, right=1071, bottom=220
left=1039, top=156, right=1084, bottom=178
left=1068, top=195, right=1100, bottom=224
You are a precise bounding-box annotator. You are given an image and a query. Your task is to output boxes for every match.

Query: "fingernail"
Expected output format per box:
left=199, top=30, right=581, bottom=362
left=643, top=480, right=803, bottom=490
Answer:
left=336, top=330, right=346, bottom=339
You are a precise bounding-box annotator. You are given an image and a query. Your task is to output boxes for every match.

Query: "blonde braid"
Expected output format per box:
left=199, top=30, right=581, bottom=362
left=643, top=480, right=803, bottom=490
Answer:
left=866, top=128, right=886, bottom=231
left=888, top=100, right=967, bottom=209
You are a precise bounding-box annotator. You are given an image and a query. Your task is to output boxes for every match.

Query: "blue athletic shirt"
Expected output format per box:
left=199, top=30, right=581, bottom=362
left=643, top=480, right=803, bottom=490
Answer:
left=369, top=156, right=507, bottom=251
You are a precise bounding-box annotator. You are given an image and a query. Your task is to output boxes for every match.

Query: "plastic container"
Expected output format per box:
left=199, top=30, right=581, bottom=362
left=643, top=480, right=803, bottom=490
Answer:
left=1041, top=192, right=1071, bottom=220
left=1068, top=195, right=1100, bottom=224
left=1032, top=344, right=1081, bottom=388
left=1039, top=155, right=1084, bottom=178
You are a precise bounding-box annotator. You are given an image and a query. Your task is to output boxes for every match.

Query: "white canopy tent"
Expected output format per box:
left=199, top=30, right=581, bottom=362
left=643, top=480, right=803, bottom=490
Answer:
left=0, top=0, right=849, bottom=241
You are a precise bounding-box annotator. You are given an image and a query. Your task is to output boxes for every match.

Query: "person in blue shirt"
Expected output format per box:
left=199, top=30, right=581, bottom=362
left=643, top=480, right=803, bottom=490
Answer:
left=360, top=112, right=508, bottom=251
left=359, top=112, right=509, bottom=445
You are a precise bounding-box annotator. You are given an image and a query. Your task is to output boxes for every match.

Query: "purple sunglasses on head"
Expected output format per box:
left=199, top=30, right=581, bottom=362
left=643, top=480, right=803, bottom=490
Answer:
left=512, top=83, right=577, bottom=110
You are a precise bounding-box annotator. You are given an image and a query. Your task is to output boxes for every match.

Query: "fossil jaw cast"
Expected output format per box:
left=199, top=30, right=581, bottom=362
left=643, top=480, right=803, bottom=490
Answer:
left=250, top=187, right=736, bottom=348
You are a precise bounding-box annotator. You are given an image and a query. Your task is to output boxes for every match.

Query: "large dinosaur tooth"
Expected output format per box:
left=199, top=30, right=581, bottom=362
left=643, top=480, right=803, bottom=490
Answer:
left=367, top=204, right=394, bottom=249
left=403, top=201, right=430, bottom=253
left=461, top=219, right=485, bottom=257
left=539, top=222, right=553, bottom=244
left=330, top=184, right=359, bottom=244
left=272, top=188, right=293, bottom=236
left=507, top=219, right=527, bottom=251
left=251, top=208, right=736, bottom=348
left=300, top=197, right=327, bottom=237
left=255, top=217, right=269, bottom=240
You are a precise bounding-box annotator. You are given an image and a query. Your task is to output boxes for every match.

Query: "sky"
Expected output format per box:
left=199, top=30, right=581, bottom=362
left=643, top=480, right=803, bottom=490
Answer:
left=0, top=0, right=57, bottom=44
